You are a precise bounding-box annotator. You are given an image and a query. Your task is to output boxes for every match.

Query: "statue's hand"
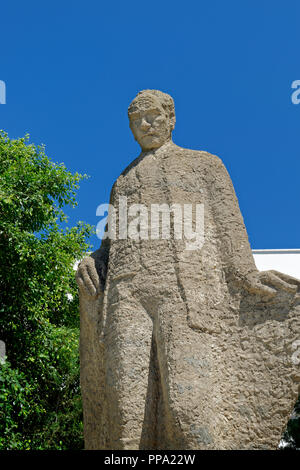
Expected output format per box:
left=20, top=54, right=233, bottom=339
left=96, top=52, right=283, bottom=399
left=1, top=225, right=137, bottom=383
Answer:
left=243, top=270, right=299, bottom=298
left=76, top=256, right=102, bottom=299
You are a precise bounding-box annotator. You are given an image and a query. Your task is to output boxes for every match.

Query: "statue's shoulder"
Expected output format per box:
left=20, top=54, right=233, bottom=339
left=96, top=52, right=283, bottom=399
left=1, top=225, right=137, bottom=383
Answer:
left=109, top=155, right=142, bottom=193
left=112, top=151, right=152, bottom=187
left=119, top=154, right=143, bottom=178
left=173, top=144, right=225, bottom=170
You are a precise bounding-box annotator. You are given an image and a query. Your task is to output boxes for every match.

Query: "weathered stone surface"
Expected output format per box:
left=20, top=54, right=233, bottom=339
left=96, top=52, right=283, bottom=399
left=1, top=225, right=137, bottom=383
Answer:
left=76, top=90, right=300, bottom=449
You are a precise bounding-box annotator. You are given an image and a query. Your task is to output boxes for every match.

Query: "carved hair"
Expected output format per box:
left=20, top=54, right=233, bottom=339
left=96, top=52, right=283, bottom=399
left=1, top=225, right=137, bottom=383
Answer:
left=128, top=89, right=176, bottom=130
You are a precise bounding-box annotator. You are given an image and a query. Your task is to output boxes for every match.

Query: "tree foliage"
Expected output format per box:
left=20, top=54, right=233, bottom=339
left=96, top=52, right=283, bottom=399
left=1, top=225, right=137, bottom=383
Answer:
left=282, top=397, right=300, bottom=450
left=0, top=131, right=92, bottom=449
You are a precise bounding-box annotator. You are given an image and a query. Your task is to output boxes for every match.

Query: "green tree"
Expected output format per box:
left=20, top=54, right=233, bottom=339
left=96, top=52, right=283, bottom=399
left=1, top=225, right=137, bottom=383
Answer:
left=0, top=131, right=92, bottom=449
left=281, top=397, right=300, bottom=450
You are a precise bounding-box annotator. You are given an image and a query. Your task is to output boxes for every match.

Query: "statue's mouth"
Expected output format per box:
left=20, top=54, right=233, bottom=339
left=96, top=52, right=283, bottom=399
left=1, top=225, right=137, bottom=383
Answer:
left=141, top=132, right=157, bottom=139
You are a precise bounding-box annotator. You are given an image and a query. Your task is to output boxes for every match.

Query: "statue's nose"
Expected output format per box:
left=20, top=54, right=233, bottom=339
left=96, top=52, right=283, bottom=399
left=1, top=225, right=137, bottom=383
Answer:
left=140, top=118, right=151, bottom=131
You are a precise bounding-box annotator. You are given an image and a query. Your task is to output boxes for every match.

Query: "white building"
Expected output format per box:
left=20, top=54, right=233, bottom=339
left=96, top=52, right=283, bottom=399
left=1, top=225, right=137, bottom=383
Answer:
left=75, top=249, right=300, bottom=279
left=253, top=249, right=300, bottom=279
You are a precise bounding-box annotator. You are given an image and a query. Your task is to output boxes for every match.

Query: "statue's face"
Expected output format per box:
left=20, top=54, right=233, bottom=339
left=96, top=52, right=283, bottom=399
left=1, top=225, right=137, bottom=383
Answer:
left=129, top=97, right=171, bottom=151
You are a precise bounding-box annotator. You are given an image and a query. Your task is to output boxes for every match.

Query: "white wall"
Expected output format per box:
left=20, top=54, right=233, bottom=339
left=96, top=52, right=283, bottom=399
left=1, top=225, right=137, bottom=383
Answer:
left=253, top=249, right=300, bottom=279
left=75, top=249, right=300, bottom=280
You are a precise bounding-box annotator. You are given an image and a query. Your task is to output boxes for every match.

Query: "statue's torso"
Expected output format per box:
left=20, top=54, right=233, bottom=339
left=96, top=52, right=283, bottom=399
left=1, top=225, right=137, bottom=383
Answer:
left=107, top=143, right=224, bottom=290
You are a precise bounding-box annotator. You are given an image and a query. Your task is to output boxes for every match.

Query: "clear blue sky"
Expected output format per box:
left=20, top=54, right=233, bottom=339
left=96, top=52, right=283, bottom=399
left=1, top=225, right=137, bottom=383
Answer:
left=1, top=1, right=299, bottom=250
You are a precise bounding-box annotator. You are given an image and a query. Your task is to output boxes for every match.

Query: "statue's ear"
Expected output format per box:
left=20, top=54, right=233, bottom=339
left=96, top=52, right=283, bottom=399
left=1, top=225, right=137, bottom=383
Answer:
left=170, top=116, right=176, bottom=131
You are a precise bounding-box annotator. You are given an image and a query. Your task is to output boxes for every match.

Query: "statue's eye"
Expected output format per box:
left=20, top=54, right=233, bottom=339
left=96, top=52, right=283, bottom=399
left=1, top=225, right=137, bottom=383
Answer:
left=131, top=114, right=140, bottom=123
left=146, top=112, right=159, bottom=123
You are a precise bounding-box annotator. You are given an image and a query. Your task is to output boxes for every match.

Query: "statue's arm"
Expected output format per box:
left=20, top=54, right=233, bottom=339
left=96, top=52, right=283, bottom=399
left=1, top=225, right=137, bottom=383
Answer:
left=76, top=236, right=110, bottom=298
left=208, top=156, right=256, bottom=280
left=76, top=177, right=120, bottom=298
left=76, top=237, right=109, bottom=449
left=208, top=156, right=299, bottom=296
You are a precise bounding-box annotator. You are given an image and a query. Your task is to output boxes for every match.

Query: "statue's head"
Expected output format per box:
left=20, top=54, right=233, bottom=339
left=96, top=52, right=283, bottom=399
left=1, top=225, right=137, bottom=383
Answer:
left=128, top=89, right=176, bottom=151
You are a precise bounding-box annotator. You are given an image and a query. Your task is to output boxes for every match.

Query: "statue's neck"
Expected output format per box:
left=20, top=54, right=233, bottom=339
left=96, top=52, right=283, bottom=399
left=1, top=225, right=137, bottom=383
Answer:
left=140, top=139, right=174, bottom=158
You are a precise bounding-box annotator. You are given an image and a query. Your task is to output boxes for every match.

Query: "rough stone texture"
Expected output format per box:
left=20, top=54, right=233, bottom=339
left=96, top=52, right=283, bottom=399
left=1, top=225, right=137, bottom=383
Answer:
left=76, top=90, right=300, bottom=450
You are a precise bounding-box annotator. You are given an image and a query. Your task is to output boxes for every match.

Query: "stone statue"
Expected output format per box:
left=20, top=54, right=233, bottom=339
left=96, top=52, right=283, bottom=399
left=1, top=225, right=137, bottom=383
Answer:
left=76, top=90, right=300, bottom=450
